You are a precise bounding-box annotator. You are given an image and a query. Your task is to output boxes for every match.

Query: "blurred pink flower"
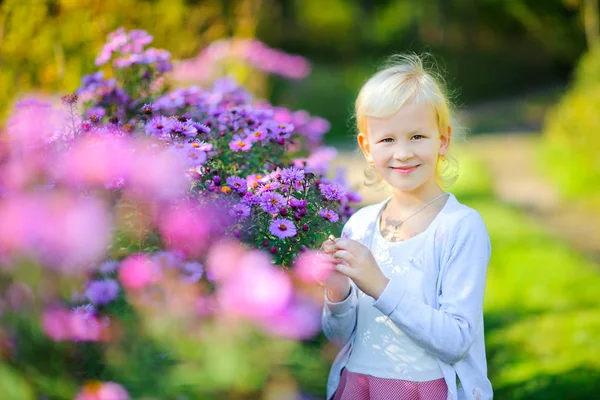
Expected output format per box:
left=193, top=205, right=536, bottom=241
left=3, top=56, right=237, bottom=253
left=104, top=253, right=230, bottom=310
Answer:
left=75, top=381, right=130, bottom=400
left=118, top=254, right=162, bottom=290
left=42, top=308, right=72, bottom=341
left=128, top=147, right=188, bottom=201
left=159, top=204, right=211, bottom=258
left=70, top=305, right=104, bottom=342
left=218, top=250, right=292, bottom=319
left=205, top=240, right=246, bottom=282
left=5, top=98, right=68, bottom=150
left=0, top=194, right=111, bottom=271
left=53, top=134, right=131, bottom=187
left=293, top=250, right=335, bottom=283
left=261, top=296, right=321, bottom=340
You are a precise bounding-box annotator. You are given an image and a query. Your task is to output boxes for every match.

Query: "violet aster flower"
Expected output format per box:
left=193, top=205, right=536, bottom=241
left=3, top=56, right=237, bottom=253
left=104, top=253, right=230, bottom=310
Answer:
left=257, top=181, right=281, bottom=194
left=269, top=218, right=298, bottom=239
left=319, top=182, right=348, bottom=201
left=85, top=279, right=120, bottom=305
left=319, top=209, right=339, bottom=223
left=226, top=176, right=248, bottom=194
left=98, top=260, right=119, bottom=274
left=180, top=261, right=204, bottom=283
left=171, top=118, right=198, bottom=137
left=228, top=135, right=252, bottom=152
left=280, top=167, right=305, bottom=185
left=249, top=128, right=267, bottom=142
left=194, top=122, right=211, bottom=134
left=145, top=115, right=174, bottom=137
left=241, top=192, right=259, bottom=206
left=229, top=203, right=251, bottom=219
left=260, top=192, right=287, bottom=214
left=152, top=250, right=184, bottom=269
left=273, top=122, right=294, bottom=139
left=289, top=198, right=307, bottom=209
left=85, top=107, right=106, bottom=120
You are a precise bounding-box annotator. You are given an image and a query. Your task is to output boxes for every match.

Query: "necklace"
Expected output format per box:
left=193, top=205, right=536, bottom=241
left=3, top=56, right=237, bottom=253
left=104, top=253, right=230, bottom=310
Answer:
left=384, top=192, right=449, bottom=231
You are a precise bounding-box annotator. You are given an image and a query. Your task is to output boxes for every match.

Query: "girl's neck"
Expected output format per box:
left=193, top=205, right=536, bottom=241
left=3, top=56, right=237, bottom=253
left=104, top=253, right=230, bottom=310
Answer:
left=390, top=183, right=446, bottom=212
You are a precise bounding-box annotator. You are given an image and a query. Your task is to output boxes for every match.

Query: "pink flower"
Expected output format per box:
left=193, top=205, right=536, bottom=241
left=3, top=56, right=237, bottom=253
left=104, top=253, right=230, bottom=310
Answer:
left=261, top=296, right=321, bottom=340
left=54, top=134, right=132, bottom=188
left=205, top=240, right=246, bottom=282
left=218, top=250, right=292, bottom=319
left=0, top=194, right=111, bottom=271
left=70, top=305, right=103, bottom=342
left=159, top=204, right=212, bottom=258
left=75, top=381, right=130, bottom=400
left=293, top=250, right=335, bottom=283
left=128, top=146, right=188, bottom=201
left=42, top=308, right=72, bottom=341
left=118, top=254, right=162, bottom=290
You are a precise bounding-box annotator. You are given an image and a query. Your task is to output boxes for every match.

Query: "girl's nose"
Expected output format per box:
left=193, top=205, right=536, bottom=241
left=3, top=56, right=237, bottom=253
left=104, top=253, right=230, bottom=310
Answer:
left=393, top=147, right=414, bottom=161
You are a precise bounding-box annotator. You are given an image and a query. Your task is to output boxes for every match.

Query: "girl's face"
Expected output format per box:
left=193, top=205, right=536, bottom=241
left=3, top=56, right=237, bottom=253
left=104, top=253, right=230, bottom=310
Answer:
left=358, top=98, right=450, bottom=195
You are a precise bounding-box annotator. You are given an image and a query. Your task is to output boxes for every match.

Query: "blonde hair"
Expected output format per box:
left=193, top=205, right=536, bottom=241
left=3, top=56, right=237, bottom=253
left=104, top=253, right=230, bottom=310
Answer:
left=355, top=54, right=460, bottom=189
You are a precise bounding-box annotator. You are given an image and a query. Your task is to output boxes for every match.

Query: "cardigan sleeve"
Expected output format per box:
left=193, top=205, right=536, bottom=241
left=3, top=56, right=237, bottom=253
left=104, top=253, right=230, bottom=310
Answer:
left=321, top=218, right=359, bottom=347
left=372, top=211, right=491, bottom=364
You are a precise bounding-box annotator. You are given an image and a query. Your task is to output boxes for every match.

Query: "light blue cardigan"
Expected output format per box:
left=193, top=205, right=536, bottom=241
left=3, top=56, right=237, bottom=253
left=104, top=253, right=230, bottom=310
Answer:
left=322, top=193, right=492, bottom=400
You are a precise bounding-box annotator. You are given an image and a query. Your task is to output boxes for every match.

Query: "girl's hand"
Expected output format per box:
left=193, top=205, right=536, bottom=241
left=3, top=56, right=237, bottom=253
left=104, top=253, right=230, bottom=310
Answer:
left=330, top=238, right=389, bottom=299
left=319, top=236, right=351, bottom=302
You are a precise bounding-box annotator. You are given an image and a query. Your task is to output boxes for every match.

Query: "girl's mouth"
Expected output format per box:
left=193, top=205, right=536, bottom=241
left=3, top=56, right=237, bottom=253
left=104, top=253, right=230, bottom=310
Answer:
left=391, top=165, right=420, bottom=175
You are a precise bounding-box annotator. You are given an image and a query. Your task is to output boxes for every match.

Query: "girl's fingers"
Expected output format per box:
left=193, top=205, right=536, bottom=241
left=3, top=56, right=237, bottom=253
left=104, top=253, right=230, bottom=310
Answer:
left=335, top=263, right=354, bottom=278
left=333, top=250, right=354, bottom=264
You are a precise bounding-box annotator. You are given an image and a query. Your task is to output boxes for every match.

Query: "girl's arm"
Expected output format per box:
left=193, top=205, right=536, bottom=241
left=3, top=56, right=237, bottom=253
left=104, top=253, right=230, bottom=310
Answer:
left=372, top=212, right=491, bottom=364
left=321, top=282, right=358, bottom=347
left=321, top=222, right=359, bottom=347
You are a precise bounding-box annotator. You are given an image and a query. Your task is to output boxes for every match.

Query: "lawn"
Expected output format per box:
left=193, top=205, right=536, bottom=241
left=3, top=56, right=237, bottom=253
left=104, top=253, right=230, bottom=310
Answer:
left=453, top=149, right=600, bottom=399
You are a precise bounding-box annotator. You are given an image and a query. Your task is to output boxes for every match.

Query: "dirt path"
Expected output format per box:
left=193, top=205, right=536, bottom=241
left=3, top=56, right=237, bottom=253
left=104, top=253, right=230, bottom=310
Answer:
left=334, top=133, right=600, bottom=262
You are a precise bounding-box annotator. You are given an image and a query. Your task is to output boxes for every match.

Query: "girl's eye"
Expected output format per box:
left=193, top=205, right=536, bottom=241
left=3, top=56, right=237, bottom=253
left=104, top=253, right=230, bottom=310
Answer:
left=381, top=138, right=394, bottom=143
left=411, top=134, right=425, bottom=140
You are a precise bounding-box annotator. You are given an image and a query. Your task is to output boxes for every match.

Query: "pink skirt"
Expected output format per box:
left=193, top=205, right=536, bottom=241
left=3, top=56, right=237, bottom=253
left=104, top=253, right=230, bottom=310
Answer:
left=333, top=368, right=448, bottom=400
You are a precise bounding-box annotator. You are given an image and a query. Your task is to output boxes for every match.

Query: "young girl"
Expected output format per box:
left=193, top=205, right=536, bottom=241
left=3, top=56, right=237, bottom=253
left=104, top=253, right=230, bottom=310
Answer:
left=320, top=55, right=492, bottom=400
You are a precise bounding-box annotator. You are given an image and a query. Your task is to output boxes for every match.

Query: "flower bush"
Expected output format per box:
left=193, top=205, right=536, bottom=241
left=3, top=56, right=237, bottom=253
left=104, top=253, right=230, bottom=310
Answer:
left=0, top=28, right=359, bottom=399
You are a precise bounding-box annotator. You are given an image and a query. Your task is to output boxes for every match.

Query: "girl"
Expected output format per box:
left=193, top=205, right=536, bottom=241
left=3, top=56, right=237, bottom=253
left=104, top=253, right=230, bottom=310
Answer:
left=320, top=54, right=492, bottom=400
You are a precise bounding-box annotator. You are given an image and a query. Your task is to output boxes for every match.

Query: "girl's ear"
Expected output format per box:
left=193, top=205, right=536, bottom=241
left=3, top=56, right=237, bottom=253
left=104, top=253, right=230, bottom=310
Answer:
left=439, top=125, right=452, bottom=156
left=357, top=131, right=373, bottom=163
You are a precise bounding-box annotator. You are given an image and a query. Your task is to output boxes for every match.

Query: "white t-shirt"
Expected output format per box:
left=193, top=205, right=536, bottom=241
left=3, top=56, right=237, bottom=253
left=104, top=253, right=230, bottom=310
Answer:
left=345, top=205, right=444, bottom=381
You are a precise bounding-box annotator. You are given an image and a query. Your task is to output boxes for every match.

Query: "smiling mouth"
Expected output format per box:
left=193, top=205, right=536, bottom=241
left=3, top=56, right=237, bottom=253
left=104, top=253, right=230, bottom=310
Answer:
left=390, top=165, right=420, bottom=174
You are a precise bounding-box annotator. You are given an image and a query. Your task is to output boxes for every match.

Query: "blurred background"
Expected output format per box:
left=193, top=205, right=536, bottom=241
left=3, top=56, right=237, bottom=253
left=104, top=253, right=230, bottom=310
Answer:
left=1, top=0, right=599, bottom=398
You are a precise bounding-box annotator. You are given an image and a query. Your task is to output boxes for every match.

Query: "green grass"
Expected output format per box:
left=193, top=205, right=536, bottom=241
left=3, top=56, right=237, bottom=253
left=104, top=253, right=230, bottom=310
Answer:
left=452, top=152, right=600, bottom=399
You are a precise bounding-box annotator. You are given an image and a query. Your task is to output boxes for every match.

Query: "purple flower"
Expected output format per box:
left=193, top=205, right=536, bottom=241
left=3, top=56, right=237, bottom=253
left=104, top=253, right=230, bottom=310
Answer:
left=257, top=180, right=281, bottom=194
left=72, top=304, right=95, bottom=315
left=289, top=198, right=307, bottom=209
left=319, top=183, right=348, bottom=201
left=241, top=192, right=259, bottom=206
left=85, top=107, right=106, bottom=120
left=85, top=279, right=120, bottom=305
left=319, top=209, right=339, bottom=223
left=260, top=192, right=287, bottom=214
left=194, top=123, right=211, bottom=134
left=269, top=218, right=298, bottom=239
left=171, top=118, right=198, bottom=137
left=273, top=122, right=294, bottom=139
left=226, top=176, right=248, bottom=194
left=146, top=115, right=174, bottom=137
left=229, top=203, right=251, bottom=219
left=152, top=250, right=184, bottom=269
left=180, top=261, right=204, bottom=283
left=347, top=190, right=363, bottom=203
left=98, top=260, right=119, bottom=274
left=280, top=167, right=305, bottom=185
left=228, top=135, right=252, bottom=152
left=249, top=128, right=267, bottom=142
